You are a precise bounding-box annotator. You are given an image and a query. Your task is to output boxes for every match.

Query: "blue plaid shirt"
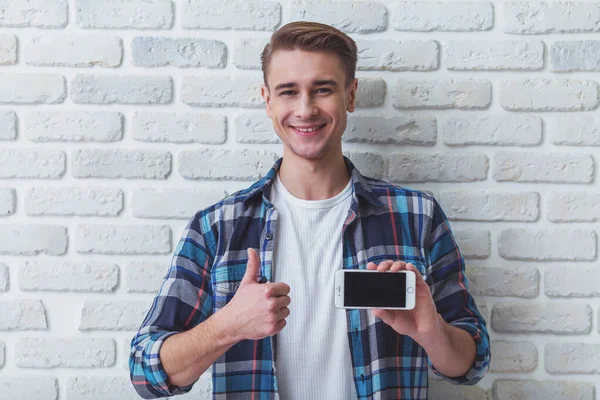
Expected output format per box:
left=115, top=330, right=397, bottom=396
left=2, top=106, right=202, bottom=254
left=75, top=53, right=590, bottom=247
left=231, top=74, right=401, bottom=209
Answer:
left=130, top=157, right=490, bottom=399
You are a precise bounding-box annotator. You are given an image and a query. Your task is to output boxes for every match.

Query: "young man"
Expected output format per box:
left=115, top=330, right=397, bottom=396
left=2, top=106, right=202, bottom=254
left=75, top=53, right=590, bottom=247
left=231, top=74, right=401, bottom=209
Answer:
left=130, top=22, right=490, bottom=399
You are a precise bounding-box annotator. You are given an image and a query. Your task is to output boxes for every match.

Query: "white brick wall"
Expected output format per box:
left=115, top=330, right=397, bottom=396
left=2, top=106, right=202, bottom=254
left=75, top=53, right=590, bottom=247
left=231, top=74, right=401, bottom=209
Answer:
left=1, top=1, right=600, bottom=398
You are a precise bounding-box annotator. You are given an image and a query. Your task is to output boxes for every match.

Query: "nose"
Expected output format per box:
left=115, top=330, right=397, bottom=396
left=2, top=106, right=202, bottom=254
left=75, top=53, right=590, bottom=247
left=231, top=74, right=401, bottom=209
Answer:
left=295, top=95, right=317, bottom=120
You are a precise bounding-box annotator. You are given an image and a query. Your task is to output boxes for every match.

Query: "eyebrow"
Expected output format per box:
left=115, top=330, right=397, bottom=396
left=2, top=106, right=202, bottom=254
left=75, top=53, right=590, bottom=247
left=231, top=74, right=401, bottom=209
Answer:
left=273, top=80, right=338, bottom=91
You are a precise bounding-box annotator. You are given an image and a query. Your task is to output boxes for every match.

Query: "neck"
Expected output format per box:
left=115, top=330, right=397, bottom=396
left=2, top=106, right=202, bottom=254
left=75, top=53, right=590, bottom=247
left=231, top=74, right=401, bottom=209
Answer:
left=278, top=151, right=350, bottom=201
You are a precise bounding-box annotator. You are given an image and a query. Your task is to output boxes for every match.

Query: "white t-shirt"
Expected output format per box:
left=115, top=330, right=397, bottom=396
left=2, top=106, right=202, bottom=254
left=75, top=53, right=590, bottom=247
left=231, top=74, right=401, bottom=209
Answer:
left=270, top=174, right=357, bottom=400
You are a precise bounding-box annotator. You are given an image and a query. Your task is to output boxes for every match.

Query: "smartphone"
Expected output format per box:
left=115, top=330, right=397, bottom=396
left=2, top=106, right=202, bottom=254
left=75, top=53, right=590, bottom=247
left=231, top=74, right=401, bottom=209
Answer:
left=334, top=269, right=416, bottom=310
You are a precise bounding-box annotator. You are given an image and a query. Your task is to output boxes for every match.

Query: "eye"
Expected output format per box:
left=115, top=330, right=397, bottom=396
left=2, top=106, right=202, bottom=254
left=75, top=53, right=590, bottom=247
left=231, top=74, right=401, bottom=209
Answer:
left=280, top=90, right=296, bottom=96
left=315, top=87, right=332, bottom=94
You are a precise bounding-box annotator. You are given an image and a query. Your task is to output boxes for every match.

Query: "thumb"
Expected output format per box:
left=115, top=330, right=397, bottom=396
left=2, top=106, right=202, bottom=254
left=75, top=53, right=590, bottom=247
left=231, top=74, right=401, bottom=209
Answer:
left=372, top=308, right=395, bottom=326
left=241, top=248, right=261, bottom=284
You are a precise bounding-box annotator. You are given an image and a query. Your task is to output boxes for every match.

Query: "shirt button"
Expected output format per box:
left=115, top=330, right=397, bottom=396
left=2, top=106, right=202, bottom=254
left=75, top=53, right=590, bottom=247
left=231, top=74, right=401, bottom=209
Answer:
left=360, top=374, right=365, bottom=382
left=265, top=233, right=273, bottom=240
left=258, top=276, right=267, bottom=284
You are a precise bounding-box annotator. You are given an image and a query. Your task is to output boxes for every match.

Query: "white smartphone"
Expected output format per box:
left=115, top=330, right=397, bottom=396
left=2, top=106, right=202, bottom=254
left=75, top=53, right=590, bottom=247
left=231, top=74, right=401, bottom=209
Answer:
left=334, top=269, right=416, bottom=310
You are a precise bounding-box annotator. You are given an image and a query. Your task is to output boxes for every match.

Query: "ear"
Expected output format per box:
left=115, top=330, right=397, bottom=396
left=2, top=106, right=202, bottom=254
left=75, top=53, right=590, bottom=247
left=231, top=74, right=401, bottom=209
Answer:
left=346, top=78, right=358, bottom=113
left=261, top=84, right=273, bottom=118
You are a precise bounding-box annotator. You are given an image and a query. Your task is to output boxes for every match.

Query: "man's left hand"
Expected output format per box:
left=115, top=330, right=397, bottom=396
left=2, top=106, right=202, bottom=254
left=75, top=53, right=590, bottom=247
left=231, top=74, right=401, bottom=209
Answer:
left=367, top=260, right=441, bottom=344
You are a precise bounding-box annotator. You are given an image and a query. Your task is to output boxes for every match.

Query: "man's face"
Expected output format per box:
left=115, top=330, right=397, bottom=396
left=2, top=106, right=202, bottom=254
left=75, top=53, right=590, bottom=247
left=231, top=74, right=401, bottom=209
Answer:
left=261, top=49, right=358, bottom=162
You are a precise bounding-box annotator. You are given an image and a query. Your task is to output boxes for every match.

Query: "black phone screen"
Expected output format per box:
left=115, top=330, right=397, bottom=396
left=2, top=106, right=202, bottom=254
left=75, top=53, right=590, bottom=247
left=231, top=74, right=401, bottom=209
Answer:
left=344, top=272, right=406, bottom=308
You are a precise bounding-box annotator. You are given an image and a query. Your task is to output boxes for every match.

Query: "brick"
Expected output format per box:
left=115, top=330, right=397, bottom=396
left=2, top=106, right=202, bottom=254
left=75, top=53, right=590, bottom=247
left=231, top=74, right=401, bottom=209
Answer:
left=288, top=1, right=386, bottom=33
left=504, top=2, right=600, bottom=34
left=0, top=224, right=67, bottom=256
left=19, top=261, right=118, bottom=292
left=546, top=343, right=600, bottom=374
left=132, top=37, right=226, bottom=68
left=80, top=301, right=149, bottom=331
left=394, top=79, right=491, bottom=109
left=76, top=0, right=173, bottom=29
left=345, top=115, right=436, bottom=145
left=499, top=229, right=596, bottom=261
left=76, top=224, right=171, bottom=255
left=72, top=149, right=171, bottom=179
left=500, top=79, right=600, bottom=111
left=25, top=111, right=123, bottom=142
left=0, top=341, right=4, bottom=368
left=72, top=75, right=172, bottom=104
left=393, top=1, right=493, bottom=32
left=492, top=303, right=592, bottom=334
left=389, top=152, right=488, bottom=182
left=0, top=150, right=65, bottom=179
left=0, top=377, right=58, bottom=400
left=344, top=151, right=385, bottom=180
left=25, top=187, right=123, bottom=217
left=550, top=116, right=600, bottom=146
left=234, top=113, right=280, bottom=143
left=0, top=300, right=47, bottom=330
left=182, top=0, right=280, bottom=30
left=491, top=341, right=537, bottom=373
left=126, top=262, right=168, bottom=293
left=0, top=110, right=16, bottom=140
left=133, top=188, right=227, bottom=219
left=453, top=230, right=490, bottom=259
left=429, top=379, right=487, bottom=400
left=545, top=267, right=600, bottom=298
left=0, top=263, right=7, bottom=292
left=0, top=0, right=67, bottom=28
left=67, top=377, right=141, bottom=400
left=356, top=40, right=438, bottom=71
left=181, top=76, right=263, bottom=107
left=0, top=74, right=65, bottom=104
left=493, top=152, right=593, bottom=183
left=0, top=188, right=15, bottom=216
left=25, top=35, right=122, bottom=67
left=233, top=38, right=269, bottom=69
left=15, top=338, right=115, bottom=368
left=551, top=41, right=600, bottom=72
left=439, top=191, right=539, bottom=221
left=0, top=35, right=16, bottom=64
left=466, top=266, right=539, bottom=298
left=446, top=40, right=543, bottom=70
left=443, top=114, right=541, bottom=146
left=356, top=78, right=386, bottom=107
left=494, top=380, right=593, bottom=400
left=548, top=192, right=600, bottom=222
left=179, top=149, right=279, bottom=180
left=132, top=112, right=226, bottom=144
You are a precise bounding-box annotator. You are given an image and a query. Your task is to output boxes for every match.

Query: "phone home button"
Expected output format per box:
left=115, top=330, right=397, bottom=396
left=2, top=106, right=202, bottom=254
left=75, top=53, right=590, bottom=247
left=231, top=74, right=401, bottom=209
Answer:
left=407, top=287, right=414, bottom=294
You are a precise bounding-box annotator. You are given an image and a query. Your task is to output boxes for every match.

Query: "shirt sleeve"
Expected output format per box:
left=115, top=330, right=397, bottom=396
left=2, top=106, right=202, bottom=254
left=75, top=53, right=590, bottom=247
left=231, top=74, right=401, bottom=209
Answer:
left=129, top=212, right=214, bottom=399
left=425, top=198, right=491, bottom=385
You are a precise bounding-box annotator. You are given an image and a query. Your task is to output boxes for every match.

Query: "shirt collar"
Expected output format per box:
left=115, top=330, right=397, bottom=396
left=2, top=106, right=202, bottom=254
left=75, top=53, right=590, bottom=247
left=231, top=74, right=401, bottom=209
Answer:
left=242, top=156, right=385, bottom=208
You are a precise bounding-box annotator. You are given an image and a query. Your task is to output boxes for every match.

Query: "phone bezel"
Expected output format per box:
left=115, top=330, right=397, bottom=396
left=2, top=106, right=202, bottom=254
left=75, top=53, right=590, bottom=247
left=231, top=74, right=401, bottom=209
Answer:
left=334, top=269, right=416, bottom=310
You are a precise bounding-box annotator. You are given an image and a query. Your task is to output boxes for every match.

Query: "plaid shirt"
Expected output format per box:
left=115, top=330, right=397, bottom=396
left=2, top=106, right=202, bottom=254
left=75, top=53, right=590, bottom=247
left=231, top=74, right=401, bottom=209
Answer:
left=130, top=157, right=490, bottom=400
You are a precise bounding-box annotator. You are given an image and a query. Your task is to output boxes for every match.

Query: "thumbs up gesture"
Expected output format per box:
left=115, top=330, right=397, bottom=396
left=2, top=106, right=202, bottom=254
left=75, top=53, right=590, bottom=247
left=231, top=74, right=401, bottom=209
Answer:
left=221, top=248, right=291, bottom=342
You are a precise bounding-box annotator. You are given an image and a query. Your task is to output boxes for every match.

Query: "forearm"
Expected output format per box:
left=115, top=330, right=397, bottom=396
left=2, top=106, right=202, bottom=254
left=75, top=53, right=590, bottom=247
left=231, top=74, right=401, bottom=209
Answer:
left=161, top=310, right=238, bottom=387
left=413, top=314, right=476, bottom=378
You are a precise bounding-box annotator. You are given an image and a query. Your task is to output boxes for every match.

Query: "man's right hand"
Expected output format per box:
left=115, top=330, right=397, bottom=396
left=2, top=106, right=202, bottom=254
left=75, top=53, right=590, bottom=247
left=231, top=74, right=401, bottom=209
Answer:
left=221, top=248, right=290, bottom=342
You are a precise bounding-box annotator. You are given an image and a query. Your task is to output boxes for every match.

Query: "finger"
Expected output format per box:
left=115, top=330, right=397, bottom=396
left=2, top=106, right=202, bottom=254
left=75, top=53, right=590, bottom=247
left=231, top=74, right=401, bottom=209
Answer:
left=405, top=263, right=425, bottom=282
left=272, top=319, right=287, bottom=335
left=275, top=307, right=290, bottom=321
left=372, top=308, right=394, bottom=326
left=390, top=261, right=407, bottom=272
left=241, top=248, right=261, bottom=284
left=265, top=282, right=291, bottom=297
left=275, top=295, right=291, bottom=309
left=376, top=260, right=394, bottom=272
left=366, top=262, right=377, bottom=270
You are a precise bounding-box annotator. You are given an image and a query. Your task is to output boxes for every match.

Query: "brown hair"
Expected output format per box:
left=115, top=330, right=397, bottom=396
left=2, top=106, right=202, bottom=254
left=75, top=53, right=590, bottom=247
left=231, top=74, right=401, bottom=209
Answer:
left=260, top=21, right=358, bottom=88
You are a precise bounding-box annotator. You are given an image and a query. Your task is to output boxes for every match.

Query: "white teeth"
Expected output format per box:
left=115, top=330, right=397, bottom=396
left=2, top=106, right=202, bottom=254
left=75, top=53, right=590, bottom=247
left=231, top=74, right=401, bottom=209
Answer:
left=295, top=126, right=321, bottom=132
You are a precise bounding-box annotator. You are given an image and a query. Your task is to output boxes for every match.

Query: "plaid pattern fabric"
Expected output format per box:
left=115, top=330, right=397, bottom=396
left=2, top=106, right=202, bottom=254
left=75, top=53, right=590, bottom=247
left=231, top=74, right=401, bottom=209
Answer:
left=130, top=157, right=490, bottom=399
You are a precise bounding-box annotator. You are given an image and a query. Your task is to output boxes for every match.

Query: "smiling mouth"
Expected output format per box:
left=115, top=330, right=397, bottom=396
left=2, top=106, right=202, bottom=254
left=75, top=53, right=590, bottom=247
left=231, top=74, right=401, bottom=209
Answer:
left=290, top=124, right=327, bottom=135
